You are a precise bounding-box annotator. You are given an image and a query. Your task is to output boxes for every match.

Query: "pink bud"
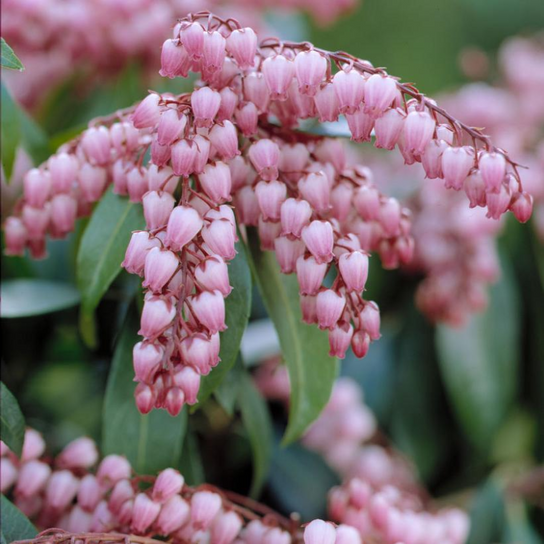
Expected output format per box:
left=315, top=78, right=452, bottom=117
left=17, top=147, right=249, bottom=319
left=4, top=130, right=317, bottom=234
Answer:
left=49, top=153, right=78, bottom=194
left=297, top=171, right=330, bottom=213
left=143, top=247, right=179, bottom=293
left=195, top=256, right=232, bottom=296
left=235, top=102, right=258, bottom=136
left=262, top=55, right=295, bottom=101
left=479, top=152, right=506, bottom=193
left=464, top=170, right=487, bottom=208
left=486, top=183, right=511, bottom=219
left=133, top=341, right=163, bottom=383
left=191, top=290, right=227, bottom=334
left=403, top=110, right=436, bottom=155
left=97, top=455, right=132, bottom=488
left=374, top=108, right=405, bottom=150
left=156, top=495, right=190, bottom=534
left=192, top=87, right=221, bottom=128
left=126, top=167, right=148, bottom=203
left=202, top=218, right=237, bottom=260
left=117, top=498, right=135, bottom=526
left=330, top=182, right=353, bottom=222
left=160, top=39, right=190, bottom=78
left=110, top=122, right=139, bottom=154
left=165, top=205, right=203, bottom=251
left=363, top=74, right=398, bottom=117
left=45, top=470, right=79, bottom=511
left=200, top=161, right=232, bottom=204
left=131, top=493, right=161, bottom=533
left=296, top=255, right=328, bottom=295
left=359, top=301, right=380, bottom=340
left=316, top=289, right=346, bottom=330
left=153, top=469, right=184, bottom=504
left=90, top=500, right=115, bottom=531
left=333, top=69, right=365, bottom=115
left=151, top=139, right=172, bottom=168
left=139, top=296, right=176, bottom=338
left=294, top=50, right=327, bottom=97
left=0, top=458, right=17, bottom=493
left=50, top=194, right=77, bottom=236
left=442, top=146, right=475, bottom=190
left=339, top=251, right=369, bottom=291
left=148, top=165, right=177, bottom=194
left=22, top=204, right=49, bottom=240
left=180, top=333, right=218, bottom=374
left=346, top=109, right=375, bottom=142
left=206, top=205, right=236, bottom=227
left=281, top=198, right=312, bottom=238
left=77, top=474, right=103, bottom=512
left=258, top=218, right=282, bottom=250
left=510, top=191, right=533, bottom=223
left=314, top=83, right=340, bottom=122
left=112, top=161, right=129, bottom=196
left=304, top=519, right=336, bottom=544
left=22, top=429, right=46, bottom=461
left=191, top=490, right=222, bottom=530
left=329, top=322, right=354, bottom=358
left=135, top=383, right=156, bottom=414
left=165, top=386, right=185, bottom=416
left=335, top=525, right=361, bottom=544
left=108, top=479, right=134, bottom=514
left=211, top=510, right=243, bottom=544
left=4, top=217, right=27, bottom=256
left=132, top=94, right=161, bottom=129
left=275, top=236, right=306, bottom=274
left=174, top=366, right=201, bottom=405
left=255, top=180, right=287, bottom=221
left=181, top=23, right=204, bottom=61
left=157, top=109, right=187, bottom=147
left=57, top=437, right=98, bottom=469
left=279, top=143, right=310, bottom=175
left=351, top=329, right=370, bottom=358
left=81, top=126, right=111, bottom=166
left=244, top=72, right=270, bottom=113
left=226, top=27, right=257, bottom=69
left=15, top=460, right=51, bottom=498
left=378, top=198, right=402, bottom=236
left=78, top=164, right=107, bottom=202
left=421, top=139, right=448, bottom=179
left=235, top=186, right=260, bottom=226
left=300, top=294, right=318, bottom=324
left=23, top=169, right=51, bottom=207
left=209, top=121, right=239, bottom=161
left=302, top=220, right=334, bottom=264
left=123, top=231, right=160, bottom=276
left=203, top=31, right=226, bottom=74
left=216, top=89, right=237, bottom=123
left=142, top=191, right=175, bottom=230
left=248, top=139, right=280, bottom=181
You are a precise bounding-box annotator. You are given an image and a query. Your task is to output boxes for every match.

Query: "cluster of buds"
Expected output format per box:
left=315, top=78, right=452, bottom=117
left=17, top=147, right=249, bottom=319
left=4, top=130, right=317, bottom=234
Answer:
left=1, top=0, right=357, bottom=108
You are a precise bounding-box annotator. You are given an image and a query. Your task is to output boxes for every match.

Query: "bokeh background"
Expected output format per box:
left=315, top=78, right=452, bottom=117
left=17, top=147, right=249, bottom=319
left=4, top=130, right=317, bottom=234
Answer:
left=2, top=0, right=544, bottom=542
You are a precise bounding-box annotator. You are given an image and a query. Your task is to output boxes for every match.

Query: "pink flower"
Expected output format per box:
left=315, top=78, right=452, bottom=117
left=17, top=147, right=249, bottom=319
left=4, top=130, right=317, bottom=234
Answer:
left=143, top=248, right=180, bottom=293
left=195, top=256, right=232, bottom=296
left=202, top=218, right=237, bottom=260
left=442, top=146, right=475, bottom=190
left=304, top=519, right=336, bottom=544
left=160, top=38, right=190, bottom=78
left=138, top=296, right=176, bottom=338
left=132, top=94, right=161, bottom=129
left=142, top=191, right=175, bottom=230
left=255, top=180, right=287, bottom=221
left=156, top=495, right=190, bottom=534
left=248, top=139, right=280, bottom=181
left=57, top=437, right=99, bottom=469
left=226, top=28, right=257, bottom=69
left=191, top=290, right=227, bottom=334
left=479, top=152, right=506, bottom=193
left=374, top=108, right=405, bottom=150
left=165, top=205, right=203, bottom=251
left=339, top=251, right=369, bottom=292
left=122, top=231, right=161, bottom=276
left=316, top=290, right=346, bottom=330
left=209, top=121, right=240, bottom=160
left=403, top=110, right=436, bottom=155
left=23, top=169, right=51, bottom=207
left=200, top=161, right=232, bottom=204
left=190, top=490, right=222, bottom=530
left=133, top=341, right=164, bottom=383
left=157, top=109, right=187, bottom=146
left=296, top=255, right=328, bottom=296
left=262, top=55, right=295, bottom=101
left=191, top=87, right=221, bottom=128
left=333, top=69, right=365, bottom=114
left=131, top=493, right=161, bottom=534
left=298, top=172, right=330, bottom=213
left=302, top=220, right=334, bottom=264
left=295, top=50, right=327, bottom=97
left=363, top=74, right=398, bottom=117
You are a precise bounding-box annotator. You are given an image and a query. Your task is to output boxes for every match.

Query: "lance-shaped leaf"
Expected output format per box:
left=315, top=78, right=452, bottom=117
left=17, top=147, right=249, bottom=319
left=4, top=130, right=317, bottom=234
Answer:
left=247, top=229, right=338, bottom=444
left=194, top=242, right=252, bottom=406
left=1, top=83, right=22, bottom=180
left=102, top=312, right=187, bottom=474
left=0, top=382, right=25, bottom=457
left=1, top=39, right=24, bottom=71
left=0, top=496, right=36, bottom=543
left=77, top=189, right=145, bottom=344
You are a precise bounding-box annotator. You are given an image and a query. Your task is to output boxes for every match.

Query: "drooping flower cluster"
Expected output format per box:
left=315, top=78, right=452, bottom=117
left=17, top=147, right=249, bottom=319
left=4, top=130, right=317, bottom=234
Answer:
left=1, top=0, right=357, bottom=108
left=255, top=368, right=470, bottom=544
left=3, top=12, right=533, bottom=413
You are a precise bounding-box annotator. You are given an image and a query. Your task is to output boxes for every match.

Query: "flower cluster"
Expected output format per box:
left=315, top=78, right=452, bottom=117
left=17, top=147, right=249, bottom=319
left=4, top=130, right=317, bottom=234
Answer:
left=3, top=12, right=533, bottom=413
left=255, top=367, right=470, bottom=544
left=1, top=0, right=357, bottom=108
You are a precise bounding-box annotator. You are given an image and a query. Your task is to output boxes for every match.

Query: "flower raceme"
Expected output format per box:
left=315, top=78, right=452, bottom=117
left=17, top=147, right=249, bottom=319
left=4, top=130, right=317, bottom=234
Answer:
left=3, top=12, right=533, bottom=415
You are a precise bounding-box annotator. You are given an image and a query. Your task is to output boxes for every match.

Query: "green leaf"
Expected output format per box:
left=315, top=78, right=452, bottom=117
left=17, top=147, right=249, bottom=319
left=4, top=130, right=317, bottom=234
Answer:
left=195, top=242, right=252, bottom=406
left=436, top=259, right=520, bottom=452
left=0, top=383, right=25, bottom=457
left=238, top=368, right=273, bottom=498
left=214, top=357, right=243, bottom=416
left=179, top=428, right=205, bottom=486
left=0, top=279, right=80, bottom=318
left=102, top=312, right=187, bottom=474
left=466, top=478, right=505, bottom=544
left=0, top=496, right=36, bottom=543
left=1, top=83, right=22, bottom=180
left=1, top=39, right=24, bottom=72
left=246, top=229, right=338, bottom=444
left=77, top=189, right=145, bottom=343
left=503, top=498, right=543, bottom=544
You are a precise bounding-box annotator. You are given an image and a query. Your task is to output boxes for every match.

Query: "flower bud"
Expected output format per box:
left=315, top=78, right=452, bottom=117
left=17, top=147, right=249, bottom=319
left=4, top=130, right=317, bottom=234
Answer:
left=374, top=108, right=405, bottom=150
left=346, top=109, right=374, bottom=142
left=486, top=183, right=511, bottom=219
left=152, top=468, right=184, bottom=504
left=165, top=205, right=203, bottom=251
left=156, top=495, right=190, bottom=534
left=160, top=39, right=190, bottom=78
left=333, top=69, right=365, bottom=115
left=97, top=455, right=132, bottom=489
left=173, top=366, right=201, bottom=404
left=182, top=23, right=205, bottom=60
left=45, top=470, right=79, bottom=511
left=157, top=109, right=187, bottom=146
left=202, top=219, right=237, bottom=260
left=244, top=72, right=270, bottom=112
left=421, top=139, right=448, bottom=179
left=142, top=190, right=175, bottom=230
left=131, top=493, right=161, bottom=533
left=122, top=231, right=161, bottom=276
left=50, top=194, right=77, bottom=236
left=235, top=102, right=259, bottom=136
left=180, top=333, right=217, bottom=374
left=315, top=83, right=340, bottom=122
left=126, top=167, right=148, bottom=203
left=22, top=204, right=50, bottom=240
left=329, top=322, right=354, bottom=358
left=23, top=169, right=51, bottom=207
left=359, top=301, right=380, bottom=340
left=296, top=256, right=328, bottom=296
left=211, top=510, right=243, bottom=544
left=442, top=146, right=475, bottom=191
left=49, top=153, right=78, bottom=194
left=132, top=94, right=161, bottom=129
left=479, top=152, right=506, bottom=193
left=403, top=110, right=436, bottom=155
left=81, top=126, right=111, bottom=165
left=249, top=139, right=280, bottom=181
left=298, top=172, right=330, bottom=213
left=192, top=87, right=221, bottom=128
left=79, top=164, right=107, bottom=202
left=139, top=296, right=176, bottom=338
left=133, top=341, right=163, bottom=383
left=316, top=290, right=346, bottom=330
left=275, top=236, right=306, bottom=274
left=335, top=524, right=362, bottom=544
left=464, top=170, right=487, bottom=208
left=151, top=139, right=171, bottom=167
left=4, top=217, right=27, bottom=256
left=255, top=180, right=287, bottom=221
left=339, top=251, right=369, bottom=292
left=218, top=87, right=239, bottom=122
left=209, top=121, right=239, bottom=161
left=364, top=74, right=398, bottom=117
left=22, top=428, right=46, bottom=461
left=108, top=479, right=134, bottom=514
left=195, top=256, right=232, bottom=296
left=294, top=50, right=327, bottom=97
left=262, top=54, right=295, bottom=101
left=191, top=290, right=227, bottom=334
left=143, top=248, right=180, bottom=293
left=190, top=490, right=222, bottom=530
left=200, top=161, right=232, bottom=204
left=15, top=460, right=51, bottom=498
left=378, top=198, right=402, bottom=236
left=58, top=437, right=98, bottom=469
left=302, top=220, right=334, bottom=264
left=135, top=383, right=156, bottom=414
left=304, top=519, right=336, bottom=544
left=226, top=28, right=257, bottom=69
left=351, top=330, right=370, bottom=358
left=77, top=474, right=103, bottom=512
left=510, top=191, right=533, bottom=223
left=0, top=458, right=17, bottom=493
left=258, top=218, right=282, bottom=251
left=202, top=31, right=226, bottom=74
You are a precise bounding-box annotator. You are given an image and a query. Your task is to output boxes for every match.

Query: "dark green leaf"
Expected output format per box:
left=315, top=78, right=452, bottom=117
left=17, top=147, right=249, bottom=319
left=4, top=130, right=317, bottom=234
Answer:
left=1, top=39, right=24, bottom=71
left=18, top=111, right=51, bottom=166
left=179, top=428, right=205, bottom=486
left=1, top=83, right=22, bottom=180
left=0, top=496, right=36, bottom=543
left=466, top=479, right=505, bottom=544
left=247, top=229, right=338, bottom=444
left=196, top=242, right=252, bottom=406
left=77, top=189, right=145, bottom=342
left=214, top=357, right=243, bottom=416
left=1, top=279, right=80, bottom=318
left=436, top=258, right=520, bottom=452
left=0, top=382, right=25, bottom=457
left=102, top=312, right=187, bottom=474
left=238, top=368, right=273, bottom=498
